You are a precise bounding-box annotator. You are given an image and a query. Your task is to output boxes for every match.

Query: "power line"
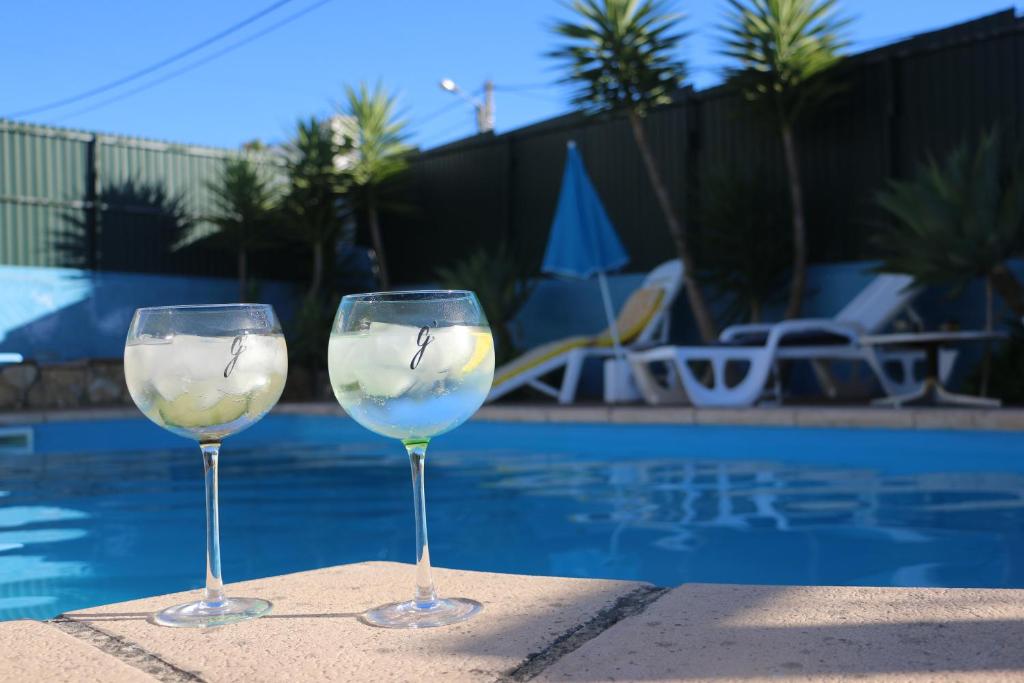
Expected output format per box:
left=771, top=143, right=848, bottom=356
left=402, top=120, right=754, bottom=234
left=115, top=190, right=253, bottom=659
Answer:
left=494, top=82, right=558, bottom=91
left=431, top=117, right=479, bottom=143
left=414, top=98, right=468, bottom=127
left=55, top=0, right=333, bottom=122
left=500, top=89, right=564, bottom=104
left=5, top=0, right=298, bottom=119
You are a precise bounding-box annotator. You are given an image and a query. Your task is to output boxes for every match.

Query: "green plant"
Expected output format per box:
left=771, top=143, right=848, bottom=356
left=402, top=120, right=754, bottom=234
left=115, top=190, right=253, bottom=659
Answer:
left=283, top=117, right=349, bottom=302
left=548, top=0, right=719, bottom=343
left=721, top=0, right=851, bottom=318
left=335, top=82, right=412, bottom=290
left=201, top=156, right=279, bottom=301
left=698, top=167, right=792, bottom=322
left=436, top=243, right=535, bottom=365
left=289, top=293, right=336, bottom=371
left=875, top=129, right=1024, bottom=325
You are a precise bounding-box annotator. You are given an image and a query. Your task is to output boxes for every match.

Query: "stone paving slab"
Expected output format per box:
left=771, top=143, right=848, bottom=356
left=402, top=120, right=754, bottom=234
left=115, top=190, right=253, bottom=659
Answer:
left=59, top=561, right=650, bottom=683
left=536, top=583, right=1024, bottom=682
left=0, top=619, right=154, bottom=683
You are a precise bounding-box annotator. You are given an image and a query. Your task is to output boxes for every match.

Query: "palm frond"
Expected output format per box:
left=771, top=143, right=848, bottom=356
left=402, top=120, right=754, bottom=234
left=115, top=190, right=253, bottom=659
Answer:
left=335, top=82, right=412, bottom=188
left=547, top=0, right=687, bottom=115
left=875, top=128, right=1024, bottom=297
left=719, top=0, right=850, bottom=124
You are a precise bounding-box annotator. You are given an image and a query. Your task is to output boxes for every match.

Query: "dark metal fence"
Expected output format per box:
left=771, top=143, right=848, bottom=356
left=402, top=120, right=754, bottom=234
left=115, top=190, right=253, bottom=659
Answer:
left=382, top=10, right=1024, bottom=282
left=3, top=11, right=1023, bottom=285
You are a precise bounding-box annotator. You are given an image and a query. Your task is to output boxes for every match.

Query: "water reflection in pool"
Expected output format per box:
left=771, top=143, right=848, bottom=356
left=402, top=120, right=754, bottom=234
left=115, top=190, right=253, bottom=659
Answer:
left=2, top=418, right=1023, bottom=620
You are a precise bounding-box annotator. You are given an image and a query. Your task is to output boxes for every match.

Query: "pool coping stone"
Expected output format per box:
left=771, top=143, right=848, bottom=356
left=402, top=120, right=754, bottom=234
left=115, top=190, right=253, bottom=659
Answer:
left=6, top=402, right=1024, bottom=431
left=49, top=562, right=651, bottom=683
left=536, top=583, right=1024, bottom=682
left=5, top=564, right=1024, bottom=681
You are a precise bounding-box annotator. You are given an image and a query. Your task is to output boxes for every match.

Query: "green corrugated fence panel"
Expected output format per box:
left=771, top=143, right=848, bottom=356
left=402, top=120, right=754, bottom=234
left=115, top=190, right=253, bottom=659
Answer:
left=0, top=120, right=281, bottom=276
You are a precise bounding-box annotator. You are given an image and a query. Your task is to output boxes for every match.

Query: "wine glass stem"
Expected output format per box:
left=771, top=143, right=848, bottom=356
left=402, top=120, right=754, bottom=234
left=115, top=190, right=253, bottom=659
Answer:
left=405, top=440, right=438, bottom=608
left=200, top=442, right=226, bottom=608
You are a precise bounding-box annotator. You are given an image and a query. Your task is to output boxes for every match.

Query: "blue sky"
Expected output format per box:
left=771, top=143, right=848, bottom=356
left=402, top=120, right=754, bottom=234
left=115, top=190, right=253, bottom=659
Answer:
left=1, top=1, right=1020, bottom=151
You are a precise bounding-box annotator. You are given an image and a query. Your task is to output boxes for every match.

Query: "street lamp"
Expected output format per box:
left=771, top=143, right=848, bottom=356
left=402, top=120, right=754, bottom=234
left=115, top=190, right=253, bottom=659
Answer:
left=439, top=78, right=494, bottom=134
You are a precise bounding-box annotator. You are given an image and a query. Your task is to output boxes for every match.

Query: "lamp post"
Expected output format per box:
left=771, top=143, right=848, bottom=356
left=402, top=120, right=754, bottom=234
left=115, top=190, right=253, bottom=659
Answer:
left=439, top=78, right=494, bottom=134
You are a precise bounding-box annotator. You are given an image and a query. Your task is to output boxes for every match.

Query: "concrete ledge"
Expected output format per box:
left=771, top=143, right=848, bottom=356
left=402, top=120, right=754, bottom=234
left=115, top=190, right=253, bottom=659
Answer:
left=55, top=562, right=648, bottom=683
left=0, top=620, right=154, bottom=683
left=5, top=565, right=1024, bottom=681
left=5, top=402, right=1024, bottom=431
left=537, top=583, right=1024, bottom=682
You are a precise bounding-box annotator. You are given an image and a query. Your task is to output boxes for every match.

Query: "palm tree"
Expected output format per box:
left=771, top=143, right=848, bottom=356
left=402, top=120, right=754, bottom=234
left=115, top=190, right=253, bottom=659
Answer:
left=548, top=0, right=719, bottom=343
left=204, top=157, right=279, bottom=301
left=334, top=82, right=412, bottom=290
left=283, top=117, right=348, bottom=301
left=720, top=0, right=850, bottom=319
left=875, top=129, right=1024, bottom=328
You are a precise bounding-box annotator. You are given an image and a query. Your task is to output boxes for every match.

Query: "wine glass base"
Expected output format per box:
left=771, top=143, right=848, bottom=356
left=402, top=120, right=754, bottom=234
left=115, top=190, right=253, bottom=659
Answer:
left=152, top=597, right=272, bottom=628
left=361, top=597, right=483, bottom=629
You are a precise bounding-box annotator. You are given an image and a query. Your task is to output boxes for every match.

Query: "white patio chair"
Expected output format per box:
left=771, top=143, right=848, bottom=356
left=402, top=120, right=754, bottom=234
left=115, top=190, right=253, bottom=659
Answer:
left=487, top=260, right=684, bottom=404
left=629, top=273, right=955, bottom=407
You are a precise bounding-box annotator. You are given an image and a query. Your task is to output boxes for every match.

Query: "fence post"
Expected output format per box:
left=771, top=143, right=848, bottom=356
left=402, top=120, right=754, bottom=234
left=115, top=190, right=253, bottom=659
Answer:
left=85, top=134, right=99, bottom=270
left=883, top=55, right=902, bottom=181
left=504, top=134, right=515, bottom=245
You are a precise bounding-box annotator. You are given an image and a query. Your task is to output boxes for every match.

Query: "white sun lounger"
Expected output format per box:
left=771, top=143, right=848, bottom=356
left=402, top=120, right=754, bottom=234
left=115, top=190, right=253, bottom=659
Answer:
left=487, top=260, right=684, bottom=404
left=629, top=273, right=954, bottom=407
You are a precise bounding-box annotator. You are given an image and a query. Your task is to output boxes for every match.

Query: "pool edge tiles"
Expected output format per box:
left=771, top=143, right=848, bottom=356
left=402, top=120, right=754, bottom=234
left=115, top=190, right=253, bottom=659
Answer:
left=5, top=402, right=1024, bottom=431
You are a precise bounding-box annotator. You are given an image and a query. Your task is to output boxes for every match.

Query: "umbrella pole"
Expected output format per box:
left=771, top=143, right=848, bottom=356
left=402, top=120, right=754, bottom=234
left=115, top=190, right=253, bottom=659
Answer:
left=597, top=271, right=624, bottom=361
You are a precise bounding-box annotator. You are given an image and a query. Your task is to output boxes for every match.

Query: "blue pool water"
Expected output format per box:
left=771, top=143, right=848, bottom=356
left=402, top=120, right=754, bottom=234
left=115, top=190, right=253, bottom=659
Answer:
left=2, top=415, right=1023, bottom=621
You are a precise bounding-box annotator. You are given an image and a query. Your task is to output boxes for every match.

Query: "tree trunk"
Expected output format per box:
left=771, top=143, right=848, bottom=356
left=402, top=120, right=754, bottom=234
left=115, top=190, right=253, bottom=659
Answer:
left=750, top=299, right=762, bottom=323
left=308, top=241, right=324, bottom=301
left=980, top=275, right=994, bottom=397
left=990, top=263, right=1024, bottom=317
left=367, top=189, right=390, bottom=290
left=628, top=111, right=718, bottom=343
left=781, top=123, right=808, bottom=319
left=237, top=248, right=248, bottom=302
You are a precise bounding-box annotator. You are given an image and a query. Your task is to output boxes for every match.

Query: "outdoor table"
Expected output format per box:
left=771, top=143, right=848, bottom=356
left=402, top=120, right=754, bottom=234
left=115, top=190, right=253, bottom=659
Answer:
left=861, top=331, right=1006, bottom=407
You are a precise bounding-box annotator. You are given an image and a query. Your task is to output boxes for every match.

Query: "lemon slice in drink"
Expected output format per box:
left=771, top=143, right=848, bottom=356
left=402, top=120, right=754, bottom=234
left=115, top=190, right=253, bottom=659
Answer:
left=155, top=393, right=248, bottom=429
left=460, top=331, right=493, bottom=375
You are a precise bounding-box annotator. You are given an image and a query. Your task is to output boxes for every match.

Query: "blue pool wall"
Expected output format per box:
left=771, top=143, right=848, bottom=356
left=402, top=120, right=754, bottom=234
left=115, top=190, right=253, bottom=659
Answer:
left=0, top=266, right=298, bottom=362
left=0, top=260, right=1010, bottom=390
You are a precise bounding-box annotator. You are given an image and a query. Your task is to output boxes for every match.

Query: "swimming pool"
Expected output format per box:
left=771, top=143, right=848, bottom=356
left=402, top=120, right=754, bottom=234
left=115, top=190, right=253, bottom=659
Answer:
left=2, top=415, right=1023, bottom=621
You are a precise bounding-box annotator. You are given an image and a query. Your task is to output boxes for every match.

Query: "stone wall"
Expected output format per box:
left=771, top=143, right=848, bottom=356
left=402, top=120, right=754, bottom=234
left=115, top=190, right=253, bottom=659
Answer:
left=0, top=360, right=132, bottom=410
left=0, top=360, right=328, bottom=411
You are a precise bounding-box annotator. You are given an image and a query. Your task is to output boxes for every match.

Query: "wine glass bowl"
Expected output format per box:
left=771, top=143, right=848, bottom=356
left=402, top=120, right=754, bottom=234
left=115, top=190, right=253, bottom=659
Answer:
left=328, top=290, right=495, bottom=628
left=124, top=303, right=287, bottom=628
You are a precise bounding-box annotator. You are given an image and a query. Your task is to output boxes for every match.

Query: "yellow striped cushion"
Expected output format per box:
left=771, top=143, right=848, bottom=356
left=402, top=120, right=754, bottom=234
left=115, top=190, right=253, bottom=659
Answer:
left=493, top=335, right=592, bottom=388
left=594, top=287, right=664, bottom=347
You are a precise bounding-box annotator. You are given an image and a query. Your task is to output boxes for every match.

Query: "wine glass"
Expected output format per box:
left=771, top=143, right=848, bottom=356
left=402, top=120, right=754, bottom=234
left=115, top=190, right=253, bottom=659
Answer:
left=328, top=290, right=495, bottom=628
left=123, top=304, right=288, bottom=627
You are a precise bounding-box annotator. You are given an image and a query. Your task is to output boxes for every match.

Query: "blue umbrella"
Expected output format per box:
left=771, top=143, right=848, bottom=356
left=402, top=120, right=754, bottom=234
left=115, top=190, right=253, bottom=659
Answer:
left=542, top=140, right=630, bottom=353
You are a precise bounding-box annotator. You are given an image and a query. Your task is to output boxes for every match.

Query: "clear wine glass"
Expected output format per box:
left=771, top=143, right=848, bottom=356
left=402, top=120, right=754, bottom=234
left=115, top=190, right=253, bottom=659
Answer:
left=328, top=290, right=495, bottom=628
left=123, top=304, right=288, bottom=627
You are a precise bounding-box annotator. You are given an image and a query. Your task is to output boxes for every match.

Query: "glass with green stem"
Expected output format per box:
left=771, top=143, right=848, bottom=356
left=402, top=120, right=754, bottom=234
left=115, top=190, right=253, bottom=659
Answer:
left=328, top=290, right=495, bottom=628
left=124, top=304, right=288, bottom=627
